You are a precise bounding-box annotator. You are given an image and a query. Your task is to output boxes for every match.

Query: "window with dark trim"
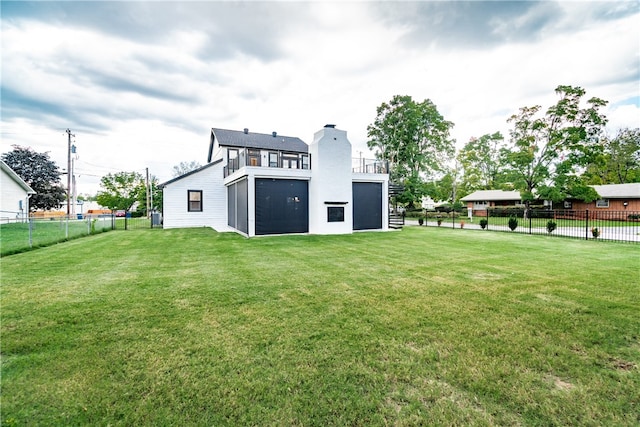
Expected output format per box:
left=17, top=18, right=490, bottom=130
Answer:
left=188, top=190, right=203, bottom=212
left=596, top=199, right=609, bottom=208
left=328, top=206, right=344, bottom=222
left=301, top=154, right=310, bottom=170
left=268, top=152, right=279, bottom=168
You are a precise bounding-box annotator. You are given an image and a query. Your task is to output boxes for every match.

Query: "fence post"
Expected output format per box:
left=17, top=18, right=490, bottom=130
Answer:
left=487, top=209, right=489, bottom=230
left=29, top=218, right=33, bottom=248
left=529, top=209, right=532, bottom=235
left=585, top=209, right=589, bottom=240
left=65, top=215, right=69, bottom=239
left=125, top=215, right=128, bottom=231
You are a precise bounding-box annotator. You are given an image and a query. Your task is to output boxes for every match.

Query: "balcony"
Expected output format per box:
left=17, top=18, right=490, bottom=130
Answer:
left=351, top=158, right=389, bottom=174
left=224, top=148, right=311, bottom=178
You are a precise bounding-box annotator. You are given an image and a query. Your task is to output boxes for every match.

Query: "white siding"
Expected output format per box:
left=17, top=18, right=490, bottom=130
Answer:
left=162, top=162, right=230, bottom=231
left=1, top=168, right=31, bottom=222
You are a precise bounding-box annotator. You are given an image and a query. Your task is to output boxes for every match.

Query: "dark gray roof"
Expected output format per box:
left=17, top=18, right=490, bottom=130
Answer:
left=212, top=128, right=308, bottom=153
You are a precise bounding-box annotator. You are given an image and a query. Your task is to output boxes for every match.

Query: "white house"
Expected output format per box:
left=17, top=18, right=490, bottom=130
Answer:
left=161, top=125, right=390, bottom=237
left=1, top=160, right=36, bottom=222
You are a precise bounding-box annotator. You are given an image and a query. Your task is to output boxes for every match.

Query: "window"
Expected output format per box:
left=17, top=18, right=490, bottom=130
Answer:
left=188, top=190, right=203, bottom=212
left=596, top=199, right=609, bottom=208
left=268, top=152, right=279, bottom=168
left=282, top=153, right=298, bottom=169
left=301, top=154, right=310, bottom=170
left=327, top=206, right=344, bottom=222
left=248, top=149, right=261, bottom=166
left=563, top=201, right=572, bottom=209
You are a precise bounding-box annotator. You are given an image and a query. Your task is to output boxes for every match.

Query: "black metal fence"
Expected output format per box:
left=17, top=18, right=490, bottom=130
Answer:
left=423, top=209, right=640, bottom=244
left=1, top=214, right=163, bottom=256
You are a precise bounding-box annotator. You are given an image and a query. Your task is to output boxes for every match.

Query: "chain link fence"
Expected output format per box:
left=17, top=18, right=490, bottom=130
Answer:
left=1, top=213, right=163, bottom=256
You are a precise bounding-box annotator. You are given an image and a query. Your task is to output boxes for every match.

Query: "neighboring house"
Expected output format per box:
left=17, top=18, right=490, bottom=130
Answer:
left=161, top=125, right=390, bottom=237
left=460, top=190, right=522, bottom=217
left=0, top=160, right=36, bottom=222
left=564, top=183, right=640, bottom=212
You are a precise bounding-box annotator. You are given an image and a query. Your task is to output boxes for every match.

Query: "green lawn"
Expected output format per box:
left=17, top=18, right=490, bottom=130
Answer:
left=1, top=227, right=638, bottom=426
left=0, top=218, right=113, bottom=256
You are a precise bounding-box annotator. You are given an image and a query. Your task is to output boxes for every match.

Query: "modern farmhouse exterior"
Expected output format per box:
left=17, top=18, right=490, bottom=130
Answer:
left=161, top=125, right=390, bottom=237
left=1, top=160, right=35, bottom=222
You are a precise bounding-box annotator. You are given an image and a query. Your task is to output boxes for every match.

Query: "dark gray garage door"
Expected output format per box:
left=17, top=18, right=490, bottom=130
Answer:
left=353, top=182, right=382, bottom=230
left=255, top=179, right=308, bottom=235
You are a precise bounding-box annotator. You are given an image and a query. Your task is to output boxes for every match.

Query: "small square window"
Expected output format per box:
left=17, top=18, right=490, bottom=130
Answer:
left=328, top=206, right=344, bottom=222
left=563, top=201, right=572, bottom=209
left=595, top=199, right=609, bottom=208
left=188, top=190, right=203, bottom=212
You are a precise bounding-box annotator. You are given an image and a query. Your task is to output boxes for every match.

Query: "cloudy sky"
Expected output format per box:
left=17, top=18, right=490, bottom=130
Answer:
left=2, top=1, right=639, bottom=195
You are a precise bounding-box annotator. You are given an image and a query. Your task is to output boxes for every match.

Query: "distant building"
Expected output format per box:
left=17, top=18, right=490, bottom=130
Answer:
left=0, top=160, right=35, bottom=222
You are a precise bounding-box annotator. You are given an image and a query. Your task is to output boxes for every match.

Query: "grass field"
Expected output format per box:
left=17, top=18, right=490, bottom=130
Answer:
left=0, top=218, right=114, bottom=256
left=1, top=227, right=638, bottom=425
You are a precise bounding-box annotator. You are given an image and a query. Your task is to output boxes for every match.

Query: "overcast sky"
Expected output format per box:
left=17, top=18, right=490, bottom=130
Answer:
left=2, top=1, right=639, bottom=195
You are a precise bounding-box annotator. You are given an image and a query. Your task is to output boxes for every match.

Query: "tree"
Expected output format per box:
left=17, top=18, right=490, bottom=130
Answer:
left=583, top=128, right=640, bottom=184
left=96, top=171, right=145, bottom=212
left=172, top=161, right=202, bottom=177
left=458, top=132, right=506, bottom=191
left=1, top=145, right=66, bottom=211
left=134, top=175, right=163, bottom=215
left=367, top=95, right=455, bottom=207
left=503, top=85, right=608, bottom=208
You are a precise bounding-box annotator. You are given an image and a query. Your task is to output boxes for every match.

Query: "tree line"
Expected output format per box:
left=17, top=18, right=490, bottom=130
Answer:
left=3, top=85, right=638, bottom=213
left=368, top=85, right=639, bottom=209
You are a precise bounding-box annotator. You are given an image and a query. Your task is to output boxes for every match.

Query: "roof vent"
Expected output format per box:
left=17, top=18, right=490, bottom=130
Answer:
left=272, top=131, right=277, bottom=137
left=324, top=124, right=336, bottom=128
left=243, top=128, right=249, bottom=134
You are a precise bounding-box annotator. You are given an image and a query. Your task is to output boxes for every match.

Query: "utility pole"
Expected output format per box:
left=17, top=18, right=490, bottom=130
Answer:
left=145, top=167, right=151, bottom=218
left=65, top=129, right=74, bottom=215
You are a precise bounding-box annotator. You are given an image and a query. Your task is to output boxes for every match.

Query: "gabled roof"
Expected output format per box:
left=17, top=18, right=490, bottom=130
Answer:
left=592, top=183, right=640, bottom=199
left=1, top=160, right=36, bottom=194
left=460, top=190, right=521, bottom=202
left=208, top=128, right=308, bottom=162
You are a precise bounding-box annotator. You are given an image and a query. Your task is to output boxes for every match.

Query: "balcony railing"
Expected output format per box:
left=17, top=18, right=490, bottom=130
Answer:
left=352, top=158, right=389, bottom=174
left=224, top=149, right=311, bottom=178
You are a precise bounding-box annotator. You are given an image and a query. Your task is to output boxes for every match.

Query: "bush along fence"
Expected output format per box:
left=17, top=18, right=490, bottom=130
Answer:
left=423, top=209, right=640, bottom=244
left=0, top=213, right=163, bottom=256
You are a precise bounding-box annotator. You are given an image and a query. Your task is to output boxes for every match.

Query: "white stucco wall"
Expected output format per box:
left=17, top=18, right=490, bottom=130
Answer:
left=308, top=126, right=353, bottom=235
left=162, top=162, right=230, bottom=231
left=1, top=167, right=32, bottom=222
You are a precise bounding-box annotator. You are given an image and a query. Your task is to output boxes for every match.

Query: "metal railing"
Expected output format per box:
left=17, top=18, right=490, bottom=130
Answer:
left=423, top=209, right=640, bottom=243
left=223, top=149, right=311, bottom=178
left=1, top=214, right=163, bottom=256
left=352, top=158, right=390, bottom=174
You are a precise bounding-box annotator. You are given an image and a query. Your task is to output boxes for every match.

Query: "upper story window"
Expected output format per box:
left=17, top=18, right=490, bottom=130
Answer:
left=282, top=153, right=298, bottom=169
left=268, top=152, right=279, bottom=168
left=188, top=190, right=203, bottom=212
left=248, top=149, right=261, bottom=166
left=596, top=199, right=609, bottom=208
left=301, top=154, right=310, bottom=170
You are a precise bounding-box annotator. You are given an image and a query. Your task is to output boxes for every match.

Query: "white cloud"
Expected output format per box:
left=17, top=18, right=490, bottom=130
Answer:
left=1, top=1, right=638, bottom=196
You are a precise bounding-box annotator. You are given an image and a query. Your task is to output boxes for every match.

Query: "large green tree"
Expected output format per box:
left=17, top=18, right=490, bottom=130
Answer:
left=583, top=128, right=640, bottom=184
left=458, top=132, right=506, bottom=192
left=1, top=145, right=66, bottom=211
left=96, top=171, right=145, bottom=212
left=503, top=85, right=608, bottom=207
left=367, top=95, right=455, bottom=207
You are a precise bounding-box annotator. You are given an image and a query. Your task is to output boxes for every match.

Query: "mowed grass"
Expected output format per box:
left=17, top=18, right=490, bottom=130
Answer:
left=1, top=227, right=638, bottom=426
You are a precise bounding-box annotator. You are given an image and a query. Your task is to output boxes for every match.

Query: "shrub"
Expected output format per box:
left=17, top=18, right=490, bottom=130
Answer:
left=508, top=216, right=518, bottom=231
left=628, top=214, right=640, bottom=221
left=546, top=220, right=557, bottom=233
left=591, top=227, right=600, bottom=238
left=437, top=219, right=442, bottom=226
left=418, top=217, right=424, bottom=226
left=479, top=219, right=488, bottom=230
left=460, top=221, right=465, bottom=229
